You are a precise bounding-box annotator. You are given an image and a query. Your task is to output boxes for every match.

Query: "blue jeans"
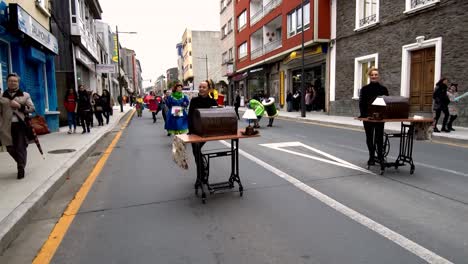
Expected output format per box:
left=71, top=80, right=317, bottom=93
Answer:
left=67, top=112, right=76, bottom=130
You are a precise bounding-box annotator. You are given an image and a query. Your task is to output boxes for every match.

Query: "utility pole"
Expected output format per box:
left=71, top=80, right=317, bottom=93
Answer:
left=300, top=0, right=306, bottom=118
left=116, top=26, right=123, bottom=113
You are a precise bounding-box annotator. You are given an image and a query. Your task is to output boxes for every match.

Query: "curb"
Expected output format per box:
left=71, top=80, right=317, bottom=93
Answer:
left=0, top=109, right=134, bottom=254
left=240, top=109, right=468, bottom=146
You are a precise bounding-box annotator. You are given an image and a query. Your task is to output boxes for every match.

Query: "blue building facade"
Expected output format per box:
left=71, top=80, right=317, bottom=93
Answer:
left=0, top=2, right=59, bottom=132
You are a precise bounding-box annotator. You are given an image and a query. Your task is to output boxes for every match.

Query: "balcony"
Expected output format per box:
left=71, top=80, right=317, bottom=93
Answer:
left=264, top=38, right=281, bottom=53
left=71, top=17, right=99, bottom=61
left=250, top=0, right=282, bottom=26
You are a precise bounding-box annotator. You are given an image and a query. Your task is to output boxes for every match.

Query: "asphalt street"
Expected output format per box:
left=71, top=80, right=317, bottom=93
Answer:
left=11, top=110, right=468, bottom=263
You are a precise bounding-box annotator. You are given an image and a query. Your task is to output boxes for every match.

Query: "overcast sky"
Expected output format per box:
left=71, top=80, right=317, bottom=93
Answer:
left=99, top=0, right=220, bottom=88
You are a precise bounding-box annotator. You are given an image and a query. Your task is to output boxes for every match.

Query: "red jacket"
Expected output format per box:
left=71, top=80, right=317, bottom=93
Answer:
left=64, top=94, right=77, bottom=113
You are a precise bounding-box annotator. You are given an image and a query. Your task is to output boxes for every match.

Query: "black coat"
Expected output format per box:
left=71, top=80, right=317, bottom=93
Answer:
left=77, top=91, right=92, bottom=111
left=359, top=82, right=389, bottom=118
left=432, top=84, right=450, bottom=110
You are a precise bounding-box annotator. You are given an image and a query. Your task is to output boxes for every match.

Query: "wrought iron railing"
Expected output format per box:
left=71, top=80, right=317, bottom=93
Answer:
left=411, top=0, right=437, bottom=9
left=359, top=13, right=377, bottom=27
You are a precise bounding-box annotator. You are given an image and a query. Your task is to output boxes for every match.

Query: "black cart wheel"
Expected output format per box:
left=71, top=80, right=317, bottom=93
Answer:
left=195, top=188, right=199, bottom=197
left=239, top=186, right=243, bottom=197
left=410, top=165, right=415, bottom=175
left=380, top=169, right=384, bottom=175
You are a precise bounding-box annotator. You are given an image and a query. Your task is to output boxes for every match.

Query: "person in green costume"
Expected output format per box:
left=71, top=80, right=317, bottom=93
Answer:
left=248, top=96, right=265, bottom=128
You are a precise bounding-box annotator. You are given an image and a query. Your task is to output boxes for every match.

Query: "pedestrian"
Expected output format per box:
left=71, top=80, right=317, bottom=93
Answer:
left=358, top=67, right=389, bottom=166
left=135, top=96, right=144, bottom=117
left=188, top=81, right=218, bottom=179
left=64, top=87, right=78, bottom=134
left=447, top=83, right=459, bottom=131
left=208, top=79, right=219, bottom=101
left=1, top=73, right=35, bottom=179
left=77, top=85, right=92, bottom=133
left=161, top=90, right=170, bottom=135
left=233, top=89, right=241, bottom=120
left=286, top=91, right=293, bottom=112
left=92, top=93, right=104, bottom=126
left=146, top=91, right=159, bottom=123
left=432, top=78, right=451, bottom=133
left=293, top=90, right=301, bottom=111
left=101, top=89, right=112, bottom=124
left=262, top=97, right=279, bottom=127
left=87, top=89, right=94, bottom=127
left=248, top=96, right=265, bottom=128
left=165, top=83, right=189, bottom=135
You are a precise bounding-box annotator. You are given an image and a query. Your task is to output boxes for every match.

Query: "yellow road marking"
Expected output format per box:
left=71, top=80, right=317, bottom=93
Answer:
left=33, top=109, right=135, bottom=264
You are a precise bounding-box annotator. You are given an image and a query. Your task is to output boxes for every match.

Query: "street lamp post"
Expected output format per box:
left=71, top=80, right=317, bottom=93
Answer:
left=300, top=0, right=306, bottom=118
left=115, top=26, right=137, bottom=112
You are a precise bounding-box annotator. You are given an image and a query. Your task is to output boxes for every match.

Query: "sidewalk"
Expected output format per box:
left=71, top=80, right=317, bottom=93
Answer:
left=0, top=105, right=133, bottom=253
left=239, top=107, right=468, bottom=143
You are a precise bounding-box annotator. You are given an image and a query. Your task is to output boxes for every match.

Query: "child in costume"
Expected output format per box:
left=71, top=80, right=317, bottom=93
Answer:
left=262, top=97, right=279, bottom=127
left=135, top=97, right=144, bottom=117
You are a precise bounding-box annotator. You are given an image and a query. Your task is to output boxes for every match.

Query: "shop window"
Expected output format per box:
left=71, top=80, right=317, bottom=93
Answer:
left=404, top=0, right=439, bottom=13
left=354, top=53, right=378, bottom=99
left=287, top=1, right=310, bottom=38
left=355, top=0, right=379, bottom=31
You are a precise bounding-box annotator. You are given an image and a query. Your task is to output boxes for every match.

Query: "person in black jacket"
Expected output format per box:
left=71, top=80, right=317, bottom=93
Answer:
left=432, top=78, right=450, bottom=133
left=233, top=89, right=241, bottom=120
left=359, top=68, right=389, bottom=165
left=188, top=81, right=218, bottom=179
left=77, top=85, right=92, bottom=133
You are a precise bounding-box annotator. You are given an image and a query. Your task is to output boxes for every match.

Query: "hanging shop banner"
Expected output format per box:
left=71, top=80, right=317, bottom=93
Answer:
left=112, top=35, right=119, bottom=62
left=280, top=71, right=285, bottom=106
left=9, top=4, right=58, bottom=54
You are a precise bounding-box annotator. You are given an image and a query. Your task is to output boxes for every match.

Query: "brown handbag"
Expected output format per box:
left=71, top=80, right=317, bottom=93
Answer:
left=30, top=115, right=50, bottom=135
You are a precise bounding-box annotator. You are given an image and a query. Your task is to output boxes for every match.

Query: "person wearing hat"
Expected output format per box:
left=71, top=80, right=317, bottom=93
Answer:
left=165, top=83, right=189, bottom=135
left=262, top=97, right=279, bottom=127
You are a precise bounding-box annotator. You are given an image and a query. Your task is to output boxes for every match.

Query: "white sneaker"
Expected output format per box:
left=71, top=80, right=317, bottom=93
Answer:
left=67, top=129, right=72, bottom=134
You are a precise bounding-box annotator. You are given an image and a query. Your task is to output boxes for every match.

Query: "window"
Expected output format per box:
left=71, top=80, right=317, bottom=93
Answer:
left=228, top=48, right=233, bottom=61
left=355, top=0, right=379, bottom=30
left=353, top=53, right=378, bottom=99
left=405, top=0, right=440, bottom=13
left=238, top=10, right=247, bottom=31
left=222, top=52, right=228, bottom=64
left=287, top=2, right=310, bottom=38
left=238, top=42, right=247, bottom=59
left=221, top=25, right=227, bottom=38
left=227, top=19, right=233, bottom=33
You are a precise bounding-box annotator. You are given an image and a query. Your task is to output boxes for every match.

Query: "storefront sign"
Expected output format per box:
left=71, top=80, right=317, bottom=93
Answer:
left=10, top=4, right=58, bottom=54
left=75, top=47, right=95, bottom=72
left=97, top=64, right=116, bottom=74
left=226, top=63, right=234, bottom=75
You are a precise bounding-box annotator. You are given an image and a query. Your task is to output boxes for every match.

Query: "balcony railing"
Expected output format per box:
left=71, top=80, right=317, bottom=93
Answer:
left=411, top=0, right=437, bottom=9
left=264, top=0, right=281, bottom=15
left=251, top=46, right=264, bottom=60
left=264, top=38, right=282, bottom=53
left=71, top=16, right=99, bottom=60
left=250, top=0, right=282, bottom=26
left=359, top=13, right=377, bottom=28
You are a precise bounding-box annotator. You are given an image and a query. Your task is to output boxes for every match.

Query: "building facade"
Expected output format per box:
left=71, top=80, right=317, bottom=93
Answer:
left=330, top=0, right=468, bottom=126
left=176, top=42, right=184, bottom=82
left=166, top=67, right=179, bottom=84
left=96, top=20, right=119, bottom=104
left=52, top=0, right=102, bottom=124
left=121, top=47, right=136, bottom=94
left=155, top=74, right=166, bottom=94
left=0, top=1, right=60, bottom=131
left=220, top=0, right=236, bottom=104
left=181, top=29, right=226, bottom=89
left=234, top=0, right=331, bottom=111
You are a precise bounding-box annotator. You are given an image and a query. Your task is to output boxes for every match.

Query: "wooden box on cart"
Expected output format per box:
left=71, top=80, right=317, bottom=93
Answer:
left=368, top=96, right=410, bottom=120
left=192, top=108, right=238, bottom=137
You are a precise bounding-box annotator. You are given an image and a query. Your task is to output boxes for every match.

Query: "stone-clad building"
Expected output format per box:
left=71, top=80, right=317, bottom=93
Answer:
left=329, top=0, right=468, bottom=126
